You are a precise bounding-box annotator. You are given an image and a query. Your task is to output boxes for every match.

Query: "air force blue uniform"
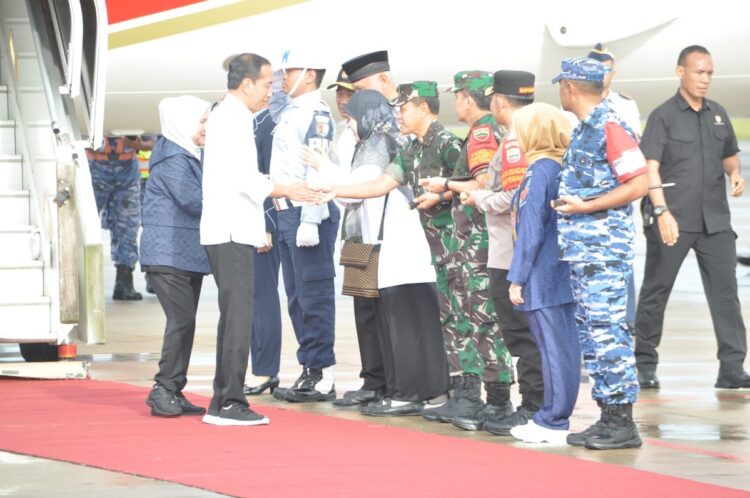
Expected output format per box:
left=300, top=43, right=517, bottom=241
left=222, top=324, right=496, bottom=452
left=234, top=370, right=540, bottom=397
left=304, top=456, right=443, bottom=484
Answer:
left=558, top=100, right=645, bottom=405
left=250, top=109, right=283, bottom=377
left=271, top=91, right=339, bottom=370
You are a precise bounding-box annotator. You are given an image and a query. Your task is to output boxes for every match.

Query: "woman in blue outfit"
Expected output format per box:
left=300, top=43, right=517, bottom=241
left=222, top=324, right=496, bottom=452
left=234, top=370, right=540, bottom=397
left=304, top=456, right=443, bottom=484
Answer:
left=142, top=95, right=212, bottom=417
left=506, top=103, right=579, bottom=443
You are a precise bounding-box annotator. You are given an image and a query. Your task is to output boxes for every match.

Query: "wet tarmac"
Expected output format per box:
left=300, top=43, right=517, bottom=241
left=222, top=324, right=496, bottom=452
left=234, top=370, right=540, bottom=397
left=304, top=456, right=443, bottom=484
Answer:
left=1, top=149, right=750, bottom=496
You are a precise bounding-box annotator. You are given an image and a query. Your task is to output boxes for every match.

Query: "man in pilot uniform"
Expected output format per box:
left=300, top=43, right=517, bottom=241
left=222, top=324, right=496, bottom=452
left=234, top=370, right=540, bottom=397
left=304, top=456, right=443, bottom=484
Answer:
left=270, top=50, right=340, bottom=402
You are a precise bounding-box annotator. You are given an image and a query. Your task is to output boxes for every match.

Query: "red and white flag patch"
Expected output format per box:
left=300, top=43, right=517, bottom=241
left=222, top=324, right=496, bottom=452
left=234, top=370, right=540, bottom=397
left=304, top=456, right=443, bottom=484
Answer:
left=605, top=122, right=646, bottom=182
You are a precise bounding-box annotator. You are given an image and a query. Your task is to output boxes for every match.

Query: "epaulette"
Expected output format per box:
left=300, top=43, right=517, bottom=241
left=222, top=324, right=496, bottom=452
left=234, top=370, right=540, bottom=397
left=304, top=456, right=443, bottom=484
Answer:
left=619, top=93, right=633, bottom=101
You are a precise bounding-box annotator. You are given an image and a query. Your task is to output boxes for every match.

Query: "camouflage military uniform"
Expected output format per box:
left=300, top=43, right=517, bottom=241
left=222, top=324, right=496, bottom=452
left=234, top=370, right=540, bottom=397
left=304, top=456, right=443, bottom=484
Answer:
left=558, top=99, right=642, bottom=404
left=450, top=113, right=513, bottom=384
left=88, top=137, right=141, bottom=268
left=386, top=120, right=462, bottom=358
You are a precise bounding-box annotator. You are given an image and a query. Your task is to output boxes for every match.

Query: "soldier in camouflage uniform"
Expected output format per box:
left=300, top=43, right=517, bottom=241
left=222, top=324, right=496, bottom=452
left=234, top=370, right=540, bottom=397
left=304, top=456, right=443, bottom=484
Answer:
left=308, top=81, right=463, bottom=384
left=386, top=81, right=462, bottom=347
left=552, top=57, right=648, bottom=450
left=87, top=135, right=144, bottom=300
left=420, top=71, right=514, bottom=425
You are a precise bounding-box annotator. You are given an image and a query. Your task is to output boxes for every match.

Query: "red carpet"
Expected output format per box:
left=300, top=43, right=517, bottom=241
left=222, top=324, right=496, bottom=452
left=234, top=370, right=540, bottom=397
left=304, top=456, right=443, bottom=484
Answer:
left=0, top=378, right=746, bottom=498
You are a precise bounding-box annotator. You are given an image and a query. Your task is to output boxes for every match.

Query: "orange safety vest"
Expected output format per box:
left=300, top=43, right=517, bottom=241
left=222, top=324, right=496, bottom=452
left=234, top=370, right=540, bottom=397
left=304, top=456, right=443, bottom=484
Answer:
left=86, top=137, right=136, bottom=162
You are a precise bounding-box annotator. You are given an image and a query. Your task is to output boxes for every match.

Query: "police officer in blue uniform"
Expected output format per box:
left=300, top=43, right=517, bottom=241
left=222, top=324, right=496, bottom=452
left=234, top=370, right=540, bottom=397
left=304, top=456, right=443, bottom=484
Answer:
left=270, top=50, right=340, bottom=402
left=552, top=57, right=648, bottom=450
left=87, top=135, right=144, bottom=300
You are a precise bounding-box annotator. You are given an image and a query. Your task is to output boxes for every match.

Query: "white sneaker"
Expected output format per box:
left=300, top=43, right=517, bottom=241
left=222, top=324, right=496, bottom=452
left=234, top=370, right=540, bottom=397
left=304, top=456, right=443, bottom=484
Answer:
left=510, top=420, right=569, bottom=444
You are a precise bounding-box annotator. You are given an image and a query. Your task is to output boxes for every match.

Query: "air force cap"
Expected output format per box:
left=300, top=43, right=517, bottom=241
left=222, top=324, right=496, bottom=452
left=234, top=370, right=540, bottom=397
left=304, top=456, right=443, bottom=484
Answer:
left=484, top=70, right=536, bottom=98
left=551, top=57, right=605, bottom=84
left=341, top=50, right=390, bottom=83
left=278, top=49, right=326, bottom=71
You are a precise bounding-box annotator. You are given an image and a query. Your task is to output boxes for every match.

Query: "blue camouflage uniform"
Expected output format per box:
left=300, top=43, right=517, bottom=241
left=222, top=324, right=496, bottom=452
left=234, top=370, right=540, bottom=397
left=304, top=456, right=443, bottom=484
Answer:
left=558, top=99, right=643, bottom=405
left=87, top=136, right=141, bottom=268
left=270, top=90, right=340, bottom=370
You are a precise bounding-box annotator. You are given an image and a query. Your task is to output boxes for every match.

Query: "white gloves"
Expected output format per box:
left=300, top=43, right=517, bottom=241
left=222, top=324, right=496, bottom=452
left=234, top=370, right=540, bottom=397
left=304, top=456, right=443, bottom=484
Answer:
left=296, top=222, right=320, bottom=247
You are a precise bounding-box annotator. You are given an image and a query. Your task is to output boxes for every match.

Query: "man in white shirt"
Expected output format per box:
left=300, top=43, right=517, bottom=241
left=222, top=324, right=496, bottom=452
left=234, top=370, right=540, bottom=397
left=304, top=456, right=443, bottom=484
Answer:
left=270, top=50, right=340, bottom=402
left=200, top=53, right=321, bottom=426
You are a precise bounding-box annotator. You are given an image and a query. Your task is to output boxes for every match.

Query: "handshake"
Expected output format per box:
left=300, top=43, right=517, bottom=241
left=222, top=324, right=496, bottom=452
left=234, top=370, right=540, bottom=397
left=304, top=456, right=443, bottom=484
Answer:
left=283, top=181, right=336, bottom=205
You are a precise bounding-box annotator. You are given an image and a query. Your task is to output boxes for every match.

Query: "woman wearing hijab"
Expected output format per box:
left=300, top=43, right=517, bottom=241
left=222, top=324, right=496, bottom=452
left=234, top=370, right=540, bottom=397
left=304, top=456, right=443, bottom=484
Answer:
left=307, top=89, right=448, bottom=416
left=142, top=95, right=212, bottom=417
left=505, top=102, right=578, bottom=443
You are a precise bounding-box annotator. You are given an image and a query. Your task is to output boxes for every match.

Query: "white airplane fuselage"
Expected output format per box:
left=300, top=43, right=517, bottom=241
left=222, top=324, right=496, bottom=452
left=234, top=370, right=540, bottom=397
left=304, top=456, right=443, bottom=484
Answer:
left=105, top=0, right=750, bottom=133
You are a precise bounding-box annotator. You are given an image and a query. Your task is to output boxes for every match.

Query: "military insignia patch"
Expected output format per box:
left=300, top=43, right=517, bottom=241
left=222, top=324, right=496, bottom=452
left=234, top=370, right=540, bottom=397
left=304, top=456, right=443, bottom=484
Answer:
left=715, top=115, right=723, bottom=124
left=506, top=146, right=522, bottom=163
left=473, top=125, right=491, bottom=142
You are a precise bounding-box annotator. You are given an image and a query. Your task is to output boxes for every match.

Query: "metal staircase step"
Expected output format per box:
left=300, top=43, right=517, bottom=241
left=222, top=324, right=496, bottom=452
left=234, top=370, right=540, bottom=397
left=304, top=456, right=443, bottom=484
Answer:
left=0, top=190, right=30, bottom=225
left=0, top=86, right=8, bottom=121
left=0, top=260, right=43, bottom=299
left=0, top=154, right=22, bottom=189
left=0, top=120, right=15, bottom=155
left=0, top=296, right=52, bottom=341
left=0, top=226, right=39, bottom=261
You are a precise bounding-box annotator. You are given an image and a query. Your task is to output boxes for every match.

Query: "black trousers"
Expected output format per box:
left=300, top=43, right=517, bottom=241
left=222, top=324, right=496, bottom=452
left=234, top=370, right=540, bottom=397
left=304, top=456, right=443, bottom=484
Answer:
left=204, top=242, right=255, bottom=414
left=374, top=283, right=449, bottom=402
left=635, top=227, right=747, bottom=372
left=489, top=268, right=544, bottom=410
left=150, top=268, right=204, bottom=393
left=353, top=296, right=386, bottom=391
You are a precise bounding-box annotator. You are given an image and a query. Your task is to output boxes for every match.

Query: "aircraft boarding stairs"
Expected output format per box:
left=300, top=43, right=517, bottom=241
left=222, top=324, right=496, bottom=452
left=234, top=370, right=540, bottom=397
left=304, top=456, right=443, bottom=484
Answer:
left=0, top=0, right=104, bottom=368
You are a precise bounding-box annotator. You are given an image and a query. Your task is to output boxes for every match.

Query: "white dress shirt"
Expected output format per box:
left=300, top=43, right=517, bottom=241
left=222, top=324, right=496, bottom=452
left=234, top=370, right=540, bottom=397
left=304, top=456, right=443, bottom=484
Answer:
left=200, top=93, right=273, bottom=247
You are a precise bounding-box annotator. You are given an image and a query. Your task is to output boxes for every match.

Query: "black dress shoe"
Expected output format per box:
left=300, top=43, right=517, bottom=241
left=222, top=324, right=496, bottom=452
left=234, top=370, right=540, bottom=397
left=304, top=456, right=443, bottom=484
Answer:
left=715, top=369, right=750, bottom=389
left=244, top=376, right=280, bottom=396
left=737, top=254, right=750, bottom=266
left=637, top=370, right=660, bottom=389
left=332, top=388, right=380, bottom=407
left=361, top=398, right=424, bottom=417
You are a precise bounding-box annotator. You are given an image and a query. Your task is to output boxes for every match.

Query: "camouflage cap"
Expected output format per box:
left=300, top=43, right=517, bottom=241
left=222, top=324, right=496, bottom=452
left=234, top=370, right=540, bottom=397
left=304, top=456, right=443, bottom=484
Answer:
left=390, top=81, right=439, bottom=107
left=446, top=70, right=493, bottom=93
left=552, top=57, right=605, bottom=84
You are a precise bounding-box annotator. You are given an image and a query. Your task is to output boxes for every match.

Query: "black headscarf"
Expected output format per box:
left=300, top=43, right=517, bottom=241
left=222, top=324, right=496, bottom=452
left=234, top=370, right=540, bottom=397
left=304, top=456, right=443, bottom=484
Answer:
left=345, top=89, right=401, bottom=163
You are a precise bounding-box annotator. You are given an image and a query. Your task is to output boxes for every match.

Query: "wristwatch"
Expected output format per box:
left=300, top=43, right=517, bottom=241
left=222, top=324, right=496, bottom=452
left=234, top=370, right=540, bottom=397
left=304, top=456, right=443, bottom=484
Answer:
left=653, top=205, right=669, bottom=217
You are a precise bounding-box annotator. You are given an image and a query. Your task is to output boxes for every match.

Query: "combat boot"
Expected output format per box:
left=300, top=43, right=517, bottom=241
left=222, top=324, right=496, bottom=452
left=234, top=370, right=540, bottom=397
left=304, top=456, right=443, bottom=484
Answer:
left=422, top=374, right=484, bottom=424
left=113, top=264, right=143, bottom=300
left=452, top=382, right=513, bottom=431
left=584, top=403, right=642, bottom=450
left=566, top=400, right=607, bottom=447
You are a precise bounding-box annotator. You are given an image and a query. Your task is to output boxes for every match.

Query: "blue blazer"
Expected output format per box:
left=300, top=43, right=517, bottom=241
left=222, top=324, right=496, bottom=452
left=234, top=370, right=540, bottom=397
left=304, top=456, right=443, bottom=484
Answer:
left=508, top=158, right=573, bottom=311
left=140, top=137, right=210, bottom=274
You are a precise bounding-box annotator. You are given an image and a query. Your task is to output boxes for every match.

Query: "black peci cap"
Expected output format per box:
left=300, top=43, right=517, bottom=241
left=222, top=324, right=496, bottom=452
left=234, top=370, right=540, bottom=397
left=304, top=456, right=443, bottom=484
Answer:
left=341, top=50, right=390, bottom=83
left=485, top=70, right=536, bottom=98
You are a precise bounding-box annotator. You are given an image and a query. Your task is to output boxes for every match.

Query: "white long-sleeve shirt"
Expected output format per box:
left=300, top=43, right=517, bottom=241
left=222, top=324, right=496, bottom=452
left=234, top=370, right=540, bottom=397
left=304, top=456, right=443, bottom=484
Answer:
left=200, top=93, right=273, bottom=247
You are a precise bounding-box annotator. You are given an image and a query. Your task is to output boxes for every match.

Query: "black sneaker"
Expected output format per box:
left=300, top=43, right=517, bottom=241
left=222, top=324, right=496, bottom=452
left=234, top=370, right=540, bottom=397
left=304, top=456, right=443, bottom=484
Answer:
left=202, top=403, right=269, bottom=426
left=484, top=406, right=536, bottom=436
left=145, top=384, right=181, bottom=417
left=175, top=391, right=206, bottom=415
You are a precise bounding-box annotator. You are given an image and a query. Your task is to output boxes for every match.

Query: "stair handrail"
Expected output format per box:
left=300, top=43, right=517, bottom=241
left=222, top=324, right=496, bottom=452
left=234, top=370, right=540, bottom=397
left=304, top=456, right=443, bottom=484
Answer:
left=23, top=0, right=104, bottom=344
